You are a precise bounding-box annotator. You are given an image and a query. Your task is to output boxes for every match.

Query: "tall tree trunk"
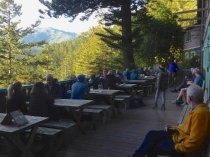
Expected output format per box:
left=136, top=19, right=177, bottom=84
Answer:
left=121, top=0, right=135, bottom=69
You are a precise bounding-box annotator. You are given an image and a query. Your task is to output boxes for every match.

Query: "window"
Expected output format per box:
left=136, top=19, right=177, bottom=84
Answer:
left=184, top=31, right=191, bottom=43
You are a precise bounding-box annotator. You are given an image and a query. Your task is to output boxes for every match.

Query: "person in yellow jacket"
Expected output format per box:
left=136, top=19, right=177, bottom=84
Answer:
left=132, top=84, right=210, bottom=157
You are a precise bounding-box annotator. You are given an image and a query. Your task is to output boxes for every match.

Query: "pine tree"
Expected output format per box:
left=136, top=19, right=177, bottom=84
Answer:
left=0, top=0, right=41, bottom=87
left=39, top=0, right=146, bottom=69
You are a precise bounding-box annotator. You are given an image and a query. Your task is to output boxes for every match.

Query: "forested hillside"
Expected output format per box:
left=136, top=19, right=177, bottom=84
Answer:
left=0, top=0, right=197, bottom=88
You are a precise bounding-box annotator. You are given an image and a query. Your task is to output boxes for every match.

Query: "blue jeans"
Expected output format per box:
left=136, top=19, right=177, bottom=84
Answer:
left=132, top=130, right=185, bottom=157
left=154, top=89, right=166, bottom=106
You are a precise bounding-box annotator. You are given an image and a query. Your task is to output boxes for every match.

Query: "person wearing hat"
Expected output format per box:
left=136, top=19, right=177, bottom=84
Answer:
left=71, top=74, right=88, bottom=99
left=153, top=63, right=169, bottom=110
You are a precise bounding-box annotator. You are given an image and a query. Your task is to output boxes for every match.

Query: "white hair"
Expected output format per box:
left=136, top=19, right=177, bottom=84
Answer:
left=187, top=84, right=204, bottom=103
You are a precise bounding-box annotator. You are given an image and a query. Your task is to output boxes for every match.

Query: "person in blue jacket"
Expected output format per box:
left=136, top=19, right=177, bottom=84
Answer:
left=168, top=60, right=179, bottom=86
left=71, top=74, right=88, bottom=99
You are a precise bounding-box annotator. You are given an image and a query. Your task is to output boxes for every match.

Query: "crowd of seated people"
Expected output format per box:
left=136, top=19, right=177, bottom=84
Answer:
left=4, top=68, right=156, bottom=115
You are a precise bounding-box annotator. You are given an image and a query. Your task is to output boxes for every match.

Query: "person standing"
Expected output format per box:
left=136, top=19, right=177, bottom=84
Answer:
left=153, top=64, right=168, bottom=110
left=168, top=60, right=179, bottom=86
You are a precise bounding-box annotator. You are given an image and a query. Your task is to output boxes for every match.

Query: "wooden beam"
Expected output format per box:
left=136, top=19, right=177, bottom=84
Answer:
left=178, top=17, right=206, bottom=22
left=174, top=8, right=210, bottom=15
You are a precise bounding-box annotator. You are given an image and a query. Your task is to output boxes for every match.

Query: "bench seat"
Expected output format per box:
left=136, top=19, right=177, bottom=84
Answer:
left=41, top=119, right=75, bottom=129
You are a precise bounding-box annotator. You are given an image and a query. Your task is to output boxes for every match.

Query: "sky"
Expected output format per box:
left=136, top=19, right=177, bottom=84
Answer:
left=15, top=0, right=99, bottom=34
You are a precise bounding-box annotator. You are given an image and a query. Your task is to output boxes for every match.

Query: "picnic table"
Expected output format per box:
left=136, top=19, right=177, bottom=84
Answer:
left=54, top=99, right=93, bottom=109
left=54, top=99, right=94, bottom=133
left=89, top=89, right=120, bottom=104
left=126, top=80, right=148, bottom=85
left=0, top=113, right=47, bottom=157
left=116, top=83, right=137, bottom=95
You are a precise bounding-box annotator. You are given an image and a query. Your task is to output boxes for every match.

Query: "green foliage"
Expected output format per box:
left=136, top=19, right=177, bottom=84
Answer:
left=181, top=55, right=201, bottom=69
left=132, top=1, right=183, bottom=67
left=74, top=28, right=123, bottom=76
left=148, top=0, right=197, bottom=27
left=39, top=0, right=147, bottom=69
left=0, top=0, right=41, bottom=88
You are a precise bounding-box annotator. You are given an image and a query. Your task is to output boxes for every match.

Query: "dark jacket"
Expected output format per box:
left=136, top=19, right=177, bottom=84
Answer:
left=45, top=83, right=62, bottom=99
left=156, top=68, right=169, bottom=90
left=106, top=74, right=117, bottom=89
left=7, top=91, right=27, bottom=114
left=28, top=92, right=54, bottom=117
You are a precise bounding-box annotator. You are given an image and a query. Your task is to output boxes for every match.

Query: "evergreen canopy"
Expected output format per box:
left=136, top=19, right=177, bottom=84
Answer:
left=39, top=0, right=146, bottom=69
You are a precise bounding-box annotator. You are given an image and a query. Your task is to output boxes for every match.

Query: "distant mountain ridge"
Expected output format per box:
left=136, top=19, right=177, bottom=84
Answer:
left=23, top=27, right=77, bottom=44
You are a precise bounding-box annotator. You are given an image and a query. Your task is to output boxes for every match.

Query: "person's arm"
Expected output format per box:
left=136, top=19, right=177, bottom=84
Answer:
left=156, top=72, right=161, bottom=88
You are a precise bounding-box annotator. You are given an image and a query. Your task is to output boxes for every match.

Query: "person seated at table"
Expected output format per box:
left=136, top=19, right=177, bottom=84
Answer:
left=29, top=82, right=55, bottom=118
left=6, top=82, right=27, bottom=114
left=143, top=67, right=151, bottom=76
left=106, top=70, right=117, bottom=89
left=130, top=69, right=139, bottom=80
left=88, top=74, right=99, bottom=89
left=71, top=74, right=89, bottom=99
left=115, top=70, right=123, bottom=84
left=123, top=68, right=131, bottom=80
left=45, top=73, right=62, bottom=99
left=173, top=68, right=203, bottom=106
left=99, top=69, right=109, bottom=89
left=131, top=84, right=210, bottom=157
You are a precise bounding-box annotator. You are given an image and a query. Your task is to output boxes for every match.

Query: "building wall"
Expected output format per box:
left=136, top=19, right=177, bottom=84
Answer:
left=203, top=26, right=210, bottom=100
left=183, top=27, right=201, bottom=51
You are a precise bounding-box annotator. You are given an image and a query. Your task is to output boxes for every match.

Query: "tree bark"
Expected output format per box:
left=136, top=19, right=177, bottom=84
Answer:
left=121, top=0, right=135, bottom=69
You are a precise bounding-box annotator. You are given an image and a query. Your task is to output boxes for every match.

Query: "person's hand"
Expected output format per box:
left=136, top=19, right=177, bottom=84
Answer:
left=165, top=124, right=176, bottom=132
left=187, top=80, right=193, bottom=85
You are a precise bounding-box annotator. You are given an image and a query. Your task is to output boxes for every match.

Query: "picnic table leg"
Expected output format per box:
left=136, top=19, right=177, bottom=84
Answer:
left=68, top=109, right=86, bottom=134
left=6, top=126, right=38, bottom=157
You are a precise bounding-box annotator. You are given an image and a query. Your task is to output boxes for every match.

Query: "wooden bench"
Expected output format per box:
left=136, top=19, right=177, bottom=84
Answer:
left=114, top=97, right=127, bottom=113
left=177, top=105, right=191, bottom=125
left=25, top=126, right=62, bottom=157
left=75, top=108, right=106, bottom=130
left=86, top=104, right=112, bottom=123
left=40, top=118, right=76, bottom=148
left=115, top=95, right=132, bottom=109
left=41, top=119, right=75, bottom=130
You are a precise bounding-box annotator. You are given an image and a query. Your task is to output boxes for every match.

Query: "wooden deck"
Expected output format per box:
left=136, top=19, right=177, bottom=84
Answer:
left=0, top=88, right=183, bottom=157
left=57, top=89, right=182, bottom=157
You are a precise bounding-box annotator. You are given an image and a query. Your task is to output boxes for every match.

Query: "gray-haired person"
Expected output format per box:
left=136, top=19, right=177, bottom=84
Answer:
left=131, top=84, right=210, bottom=157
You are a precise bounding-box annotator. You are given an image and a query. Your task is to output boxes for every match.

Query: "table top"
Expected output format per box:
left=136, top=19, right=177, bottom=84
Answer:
left=0, top=113, right=48, bottom=134
left=126, top=80, right=148, bottom=84
left=89, top=89, right=120, bottom=96
left=117, top=84, right=137, bottom=89
left=54, top=99, right=94, bottom=108
left=140, top=76, right=156, bottom=80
